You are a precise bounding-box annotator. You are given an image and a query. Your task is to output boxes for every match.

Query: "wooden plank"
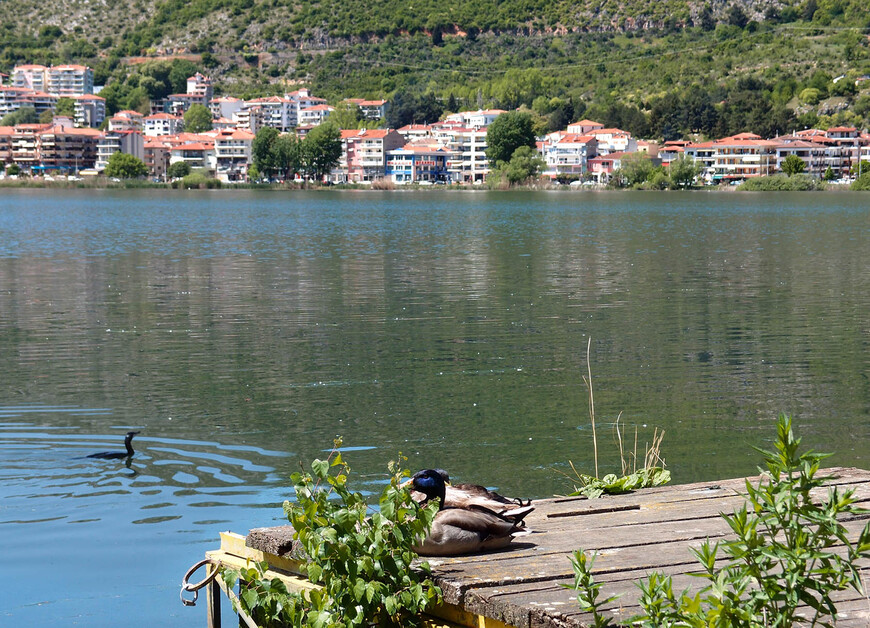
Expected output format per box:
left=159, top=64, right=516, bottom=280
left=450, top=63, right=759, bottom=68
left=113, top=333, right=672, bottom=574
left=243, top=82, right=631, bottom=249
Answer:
left=220, top=467, right=870, bottom=628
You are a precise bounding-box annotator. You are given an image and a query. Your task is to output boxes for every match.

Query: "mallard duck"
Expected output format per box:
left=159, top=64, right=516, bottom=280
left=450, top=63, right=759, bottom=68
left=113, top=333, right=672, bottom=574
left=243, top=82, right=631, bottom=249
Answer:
left=410, top=468, right=532, bottom=556
left=407, top=469, right=534, bottom=524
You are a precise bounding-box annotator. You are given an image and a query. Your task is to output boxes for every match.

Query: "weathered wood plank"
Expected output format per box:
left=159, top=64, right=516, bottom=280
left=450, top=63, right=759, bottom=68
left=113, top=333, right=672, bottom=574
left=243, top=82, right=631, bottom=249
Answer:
left=231, top=467, right=870, bottom=628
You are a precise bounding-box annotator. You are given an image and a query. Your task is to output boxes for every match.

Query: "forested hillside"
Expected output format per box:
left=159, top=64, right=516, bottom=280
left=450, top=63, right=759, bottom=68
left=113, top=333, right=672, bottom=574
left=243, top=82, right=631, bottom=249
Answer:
left=2, top=0, right=869, bottom=137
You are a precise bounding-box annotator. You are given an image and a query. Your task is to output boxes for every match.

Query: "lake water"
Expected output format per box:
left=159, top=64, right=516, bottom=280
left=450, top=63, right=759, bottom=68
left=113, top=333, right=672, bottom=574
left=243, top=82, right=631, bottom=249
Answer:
left=1, top=188, right=868, bottom=625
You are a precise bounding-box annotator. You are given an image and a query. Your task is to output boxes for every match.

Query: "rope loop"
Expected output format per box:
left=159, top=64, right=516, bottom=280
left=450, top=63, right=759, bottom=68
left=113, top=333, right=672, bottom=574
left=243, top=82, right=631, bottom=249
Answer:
left=180, top=558, right=220, bottom=606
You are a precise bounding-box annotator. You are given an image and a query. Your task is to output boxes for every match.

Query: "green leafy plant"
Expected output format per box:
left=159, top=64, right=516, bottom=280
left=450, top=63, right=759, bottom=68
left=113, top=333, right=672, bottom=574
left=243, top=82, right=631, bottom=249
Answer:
left=568, top=464, right=671, bottom=499
left=563, top=550, right=620, bottom=627
left=569, top=415, right=870, bottom=627
left=222, top=439, right=441, bottom=627
left=563, top=338, right=670, bottom=498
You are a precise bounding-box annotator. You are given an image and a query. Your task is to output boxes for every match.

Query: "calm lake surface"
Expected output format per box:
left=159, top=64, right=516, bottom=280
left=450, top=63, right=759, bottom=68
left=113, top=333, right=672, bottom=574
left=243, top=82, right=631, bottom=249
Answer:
left=1, top=188, right=868, bottom=625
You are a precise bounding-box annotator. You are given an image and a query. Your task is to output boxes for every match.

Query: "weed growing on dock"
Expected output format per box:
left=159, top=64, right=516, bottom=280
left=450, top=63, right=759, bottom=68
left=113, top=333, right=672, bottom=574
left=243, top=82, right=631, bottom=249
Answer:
left=568, top=415, right=870, bottom=627
left=222, top=438, right=441, bottom=627
left=561, top=338, right=670, bottom=498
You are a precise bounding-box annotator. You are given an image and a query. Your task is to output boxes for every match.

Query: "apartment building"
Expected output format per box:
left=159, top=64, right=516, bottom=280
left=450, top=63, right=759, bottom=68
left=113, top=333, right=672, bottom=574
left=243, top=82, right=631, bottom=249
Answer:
left=298, top=104, right=334, bottom=127
left=95, top=130, right=145, bottom=171
left=109, top=110, right=145, bottom=132
left=385, top=143, right=450, bottom=183
left=144, top=139, right=172, bottom=180
left=144, top=113, right=184, bottom=136
left=12, top=65, right=48, bottom=92
left=0, top=86, right=32, bottom=117
left=540, top=133, right=598, bottom=176
left=334, top=128, right=404, bottom=182
left=242, top=97, right=295, bottom=131
left=431, top=123, right=489, bottom=183
left=285, top=89, right=327, bottom=128
left=73, top=94, right=106, bottom=128
left=710, top=133, right=778, bottom=182
left=209, top=96, right=244, bottom=121
left=443, top=109, right=505, bottom=128
left=186, top=73, right=213, bottom=103
left=169, top=141, right=215, bottom=172
left=0, top=125, right=13, bottom=163
left=213, top=128, right=255, bottom=182
left=47, top=65, right=94, bottom=97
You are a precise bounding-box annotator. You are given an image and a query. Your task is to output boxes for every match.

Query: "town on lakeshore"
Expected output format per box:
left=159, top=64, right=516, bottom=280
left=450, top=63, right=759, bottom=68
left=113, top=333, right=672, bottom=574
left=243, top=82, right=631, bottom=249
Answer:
left=1, top=63, right=869, bottom=186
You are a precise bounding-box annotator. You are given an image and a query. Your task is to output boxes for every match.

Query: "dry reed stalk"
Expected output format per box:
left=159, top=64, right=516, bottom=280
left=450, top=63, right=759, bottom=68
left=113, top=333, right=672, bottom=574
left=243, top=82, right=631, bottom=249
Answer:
left=583, top=337, right=599, bottom=478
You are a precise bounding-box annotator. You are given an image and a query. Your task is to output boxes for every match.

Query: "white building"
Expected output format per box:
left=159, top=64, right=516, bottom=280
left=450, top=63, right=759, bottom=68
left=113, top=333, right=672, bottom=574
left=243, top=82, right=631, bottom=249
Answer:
left=443, top=109, right=505, bottom=129
left=73, top=94, right=106, bottom=128
left=213, top=129, right=255, bottom=182
left=47, top=65, right=94, bottom=97
left=540, top=134, right=598, bottom=176
left=108, top=110, right=145, bottom=132
left=143, top=113, right=184, bottom=137
left=243, top=97, right=295, bottom=131
left=285, top=88, right=327, bottom=128
left=209, top=96, right=244, bottom=121
left=298, top=104, right=334, bottom=127
left=12, top=65, right=48, bottom=92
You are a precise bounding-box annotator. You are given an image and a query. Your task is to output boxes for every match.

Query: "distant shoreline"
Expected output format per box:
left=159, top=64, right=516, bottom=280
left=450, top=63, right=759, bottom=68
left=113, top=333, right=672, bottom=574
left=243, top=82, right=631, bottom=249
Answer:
left=0, top=178, right=861, bottom=192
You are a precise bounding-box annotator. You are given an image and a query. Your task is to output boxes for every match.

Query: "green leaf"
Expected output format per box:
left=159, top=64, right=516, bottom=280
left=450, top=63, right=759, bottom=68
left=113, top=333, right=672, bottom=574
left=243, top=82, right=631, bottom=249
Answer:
left=312, top=458, right=329, bottom=478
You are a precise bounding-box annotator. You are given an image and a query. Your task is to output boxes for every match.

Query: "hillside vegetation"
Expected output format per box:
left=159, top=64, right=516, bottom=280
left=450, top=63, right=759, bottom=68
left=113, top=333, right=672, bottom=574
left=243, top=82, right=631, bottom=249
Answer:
left=2, top=0, right=869, bottom=136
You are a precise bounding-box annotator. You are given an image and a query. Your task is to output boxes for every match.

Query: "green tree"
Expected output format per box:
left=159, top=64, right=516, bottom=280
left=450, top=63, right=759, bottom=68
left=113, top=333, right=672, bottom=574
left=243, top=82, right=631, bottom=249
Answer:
left=485, top=111, right=536, bottom=166
left=614, top=152, right=656, bottom=187
left=273, top=133, right=301, bottom=179
left=727, top=4, right=749, bottom=28
left=1, top=107, right=38, bottom=126
left=252, top=127, right=280, bottom=178
left=300, top=123, right=342, bottom=180
left=167, top=161, right=192, bottom=179
left=6, top=163, right=21, bottom=176
left=497, top=145, right=545, bottom=184
left=39, top=109, right=55, bottom=124
left=699, top=5, right=716, bottom=31
left=668, top=154, right=702, bottom=188
left=169, top=59, right=199, bottom=94
left=330, top=101, right=363, bottom=129
left=246, top=162, right=260, bottom=182
left=781, top=154, right=807, bottom=176
left=183, top=104, right=213, bottom=133
left=823, top=166, right=835, bottom=181
left=125, top=86, right=151, bottom=115
left=55, top=97, right=75, bottom=118
left=104, top=152, right=149, bottom=178
left=850, top=161, right=870, bottom=177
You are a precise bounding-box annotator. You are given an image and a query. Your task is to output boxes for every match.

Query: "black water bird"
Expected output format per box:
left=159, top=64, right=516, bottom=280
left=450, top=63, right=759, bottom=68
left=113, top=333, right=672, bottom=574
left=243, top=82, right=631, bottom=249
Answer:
left=87, top=431, right=140, bottom=459
left=410, top=468, right=531, bottom=556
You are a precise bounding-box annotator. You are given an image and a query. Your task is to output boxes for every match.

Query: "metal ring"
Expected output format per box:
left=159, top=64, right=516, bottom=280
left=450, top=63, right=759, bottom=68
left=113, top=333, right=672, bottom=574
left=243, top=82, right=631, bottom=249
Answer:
left=180, top=558, right=220, bottom=606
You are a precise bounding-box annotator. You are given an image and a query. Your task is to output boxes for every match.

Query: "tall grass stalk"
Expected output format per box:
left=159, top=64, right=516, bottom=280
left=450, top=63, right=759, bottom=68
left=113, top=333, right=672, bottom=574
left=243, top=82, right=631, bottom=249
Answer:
left=583, top=337, right=599, bottom=478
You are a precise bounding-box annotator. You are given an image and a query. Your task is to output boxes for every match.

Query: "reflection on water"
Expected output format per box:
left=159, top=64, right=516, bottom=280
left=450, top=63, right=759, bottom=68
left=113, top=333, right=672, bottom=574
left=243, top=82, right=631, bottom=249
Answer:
left=1, top=189, right=869, bottom=625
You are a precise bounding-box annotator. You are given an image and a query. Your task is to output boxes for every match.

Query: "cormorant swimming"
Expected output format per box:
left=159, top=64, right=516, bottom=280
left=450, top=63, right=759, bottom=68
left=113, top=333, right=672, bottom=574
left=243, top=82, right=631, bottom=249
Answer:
left=87, top=431, right=140, bottom=459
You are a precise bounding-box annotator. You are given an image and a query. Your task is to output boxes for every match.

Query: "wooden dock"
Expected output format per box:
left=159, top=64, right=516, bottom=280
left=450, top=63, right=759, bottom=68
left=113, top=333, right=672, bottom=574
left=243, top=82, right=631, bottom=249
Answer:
left=205, top=467, right=870, bottom=627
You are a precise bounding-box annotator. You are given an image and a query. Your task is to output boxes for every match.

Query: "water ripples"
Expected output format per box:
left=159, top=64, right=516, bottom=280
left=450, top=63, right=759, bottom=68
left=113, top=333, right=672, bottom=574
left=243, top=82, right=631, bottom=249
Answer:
left=0, top=409, right=292, bottom=528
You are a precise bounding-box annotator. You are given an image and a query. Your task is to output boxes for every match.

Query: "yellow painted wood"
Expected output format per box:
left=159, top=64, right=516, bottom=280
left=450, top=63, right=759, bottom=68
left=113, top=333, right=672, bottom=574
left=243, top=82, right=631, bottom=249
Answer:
left=218, top=531, right=305, bottom=575
left=206, top=550, right=320, bottom=592
left=428, top=603, right=515, bottom=628
left=206, top=547, right=504, bottom=627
